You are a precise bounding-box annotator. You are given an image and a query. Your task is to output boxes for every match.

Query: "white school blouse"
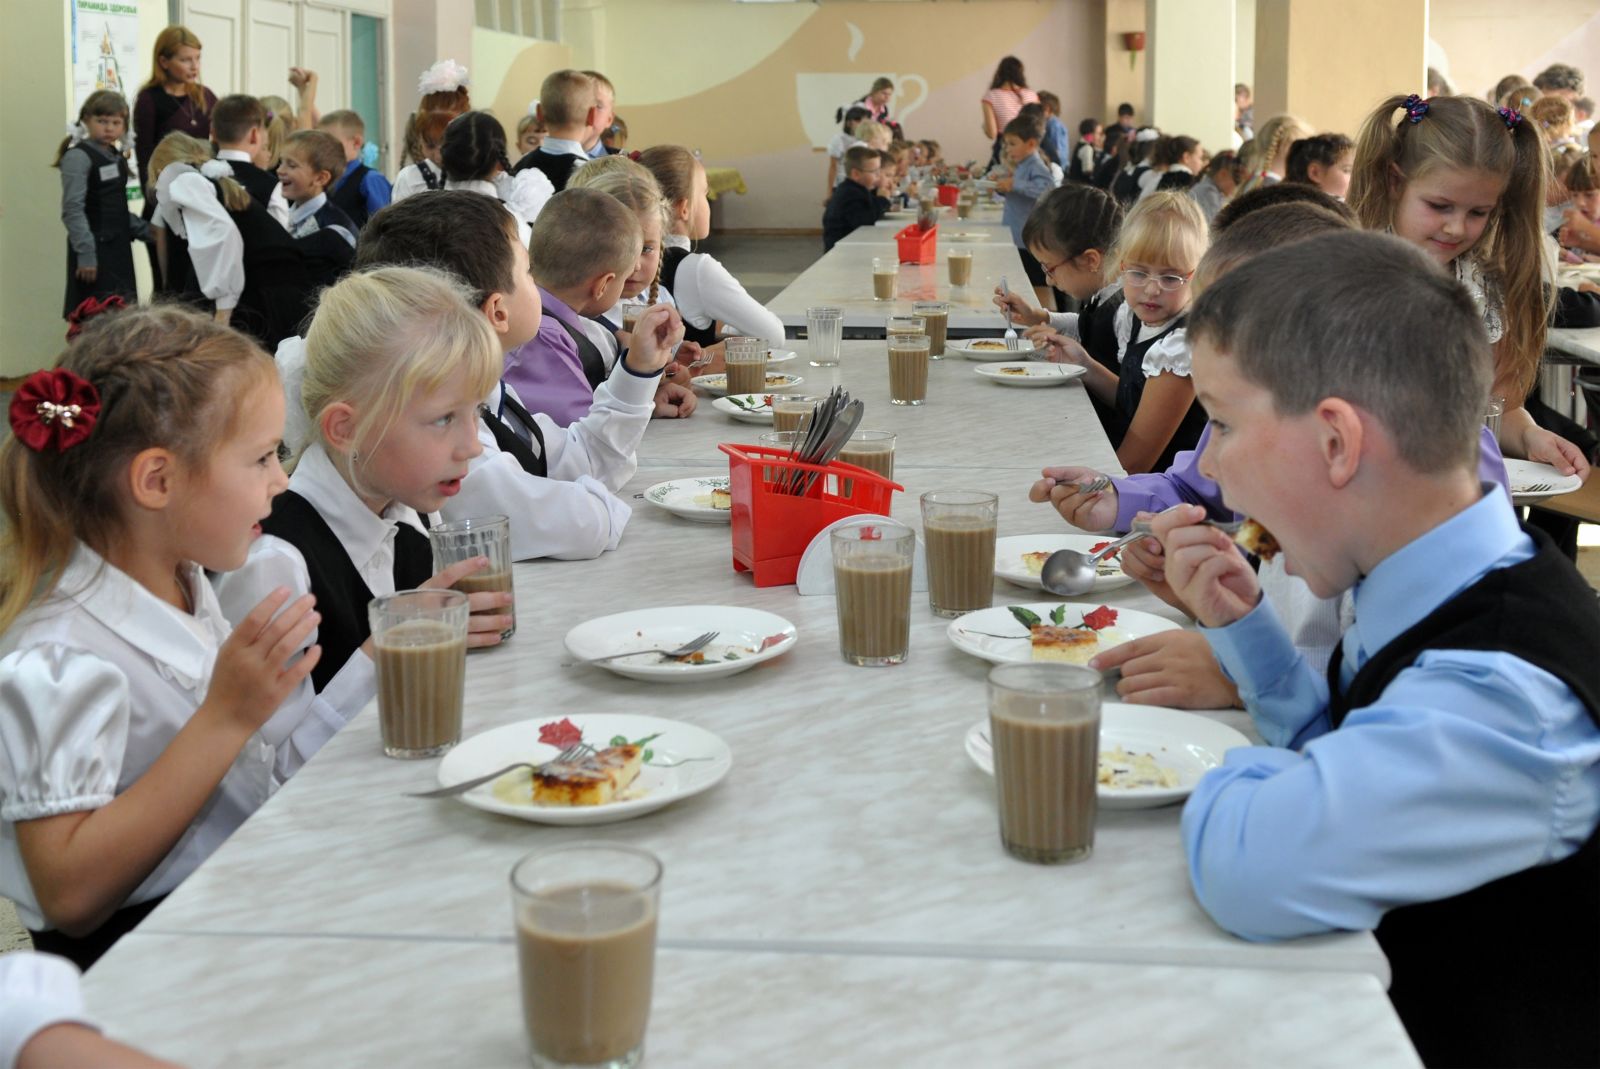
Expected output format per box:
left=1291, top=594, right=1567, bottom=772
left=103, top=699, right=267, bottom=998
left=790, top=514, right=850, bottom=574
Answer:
left=153, top=162, right=244, bottom=310
left=662, top=235, right=787, bottom=346
left=0, top=547, right=277, bottom=931
left=212, top=445, right=413, bottom=707
left=0, top=952, right=95, bottom=1069
left=439, top=175, right=553, bottom=247
left=390, top=160, right=442, bottom=204
left=446, top=364, right=656, bottom=562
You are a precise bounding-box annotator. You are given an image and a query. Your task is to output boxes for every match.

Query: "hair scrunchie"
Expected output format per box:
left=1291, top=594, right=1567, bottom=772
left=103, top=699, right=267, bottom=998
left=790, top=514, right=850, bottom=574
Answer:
left=9, top=369, right=101, bottom=453
left=1497, top=106, right=1523, bottom=131
left=65, top=294, right=126, bottom=340
left=1402, top=94, right=1430, bottom=124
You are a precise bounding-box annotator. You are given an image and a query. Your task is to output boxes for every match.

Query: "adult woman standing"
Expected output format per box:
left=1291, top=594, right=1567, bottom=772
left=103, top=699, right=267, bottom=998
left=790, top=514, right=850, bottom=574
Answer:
left=981, top=56, right=1038, bottom=166
left=856, top=77, right=896, bottom=126
left=132, top=26, right=218, bottom=195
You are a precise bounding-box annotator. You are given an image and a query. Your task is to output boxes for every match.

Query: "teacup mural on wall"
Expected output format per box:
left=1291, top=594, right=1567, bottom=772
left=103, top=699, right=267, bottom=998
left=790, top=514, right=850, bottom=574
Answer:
left=795, top=72, right=929, bottom=147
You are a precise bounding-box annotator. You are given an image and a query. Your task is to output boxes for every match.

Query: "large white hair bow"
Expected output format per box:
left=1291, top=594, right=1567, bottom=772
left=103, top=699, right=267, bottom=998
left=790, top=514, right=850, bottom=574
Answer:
left=418, top=59, right=469, bottom=96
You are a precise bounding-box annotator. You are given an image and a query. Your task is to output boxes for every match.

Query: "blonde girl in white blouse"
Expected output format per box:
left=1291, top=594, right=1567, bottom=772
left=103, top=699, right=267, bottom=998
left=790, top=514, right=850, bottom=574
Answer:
left=0, top=306, right=323, bottom=965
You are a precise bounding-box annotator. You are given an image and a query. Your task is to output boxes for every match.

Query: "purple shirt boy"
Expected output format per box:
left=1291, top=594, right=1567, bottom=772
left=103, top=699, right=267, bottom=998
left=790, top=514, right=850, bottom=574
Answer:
left=503, top=288, right=596, bottom=427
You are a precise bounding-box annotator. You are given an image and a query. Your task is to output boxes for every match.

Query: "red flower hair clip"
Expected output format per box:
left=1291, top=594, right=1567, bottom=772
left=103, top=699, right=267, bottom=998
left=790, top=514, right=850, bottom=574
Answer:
left=9, top=369, right=101, bottom=453
left=65, top=294, right=127, bottom=340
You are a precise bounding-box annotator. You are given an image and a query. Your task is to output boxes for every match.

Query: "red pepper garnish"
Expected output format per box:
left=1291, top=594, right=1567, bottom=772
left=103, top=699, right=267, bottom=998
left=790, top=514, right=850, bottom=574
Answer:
left=1082, top=605, right=1119, bottom=630
left=758, top=632, right=789, bottom=652
left=1089, top=541, right=1119, bottom=559
left=538, top=718, right=584, bottom=748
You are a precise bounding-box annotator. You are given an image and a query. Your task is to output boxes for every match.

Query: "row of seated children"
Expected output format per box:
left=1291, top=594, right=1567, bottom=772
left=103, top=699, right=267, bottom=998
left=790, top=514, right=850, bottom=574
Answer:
left=2, top=180, right=690, bottom=971
left=1011, top=93, right=1597, bottom=1066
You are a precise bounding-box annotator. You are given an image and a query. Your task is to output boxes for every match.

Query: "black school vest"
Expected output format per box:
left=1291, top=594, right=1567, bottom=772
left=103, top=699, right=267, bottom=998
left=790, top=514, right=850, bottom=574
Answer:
left=328, top=162, right=371, bottom=227
left=549, top=314, right=609, bottom=391
left=1076, top=288, right=1130, bottom=445
left=1325, top=527, right=1600, bottom=1069
left=1114, top=314, right=1206, bottom=469
left=512, top=148, right=580, bottom=192
left=658, top=247, right=721, bottom=348
left=416, top=159, right=442, bottom=191
left=483, top=385, right=549, bottom=478
left=212, top=182, right=317, bottom=349
left=259, top=490, right=434, bottom=692
left=228, top=159, right=280, bottom=209
left=72, top=141, right=132, bottom=240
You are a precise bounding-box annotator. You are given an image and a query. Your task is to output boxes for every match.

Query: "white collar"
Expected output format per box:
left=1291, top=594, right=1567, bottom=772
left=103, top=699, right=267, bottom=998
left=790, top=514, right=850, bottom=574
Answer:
left=288, top=443, right=426, bottom=570
left=289, top=192, right=327, bottom=227
left=444, top=178, right=499, bottom=200
left=664, top=234, right=691, bottom=251
left=216, top=148, right=254, bottom=163
left=56, top=543, right=226, bottom=684
left=540, top=136, right=589, bottom=160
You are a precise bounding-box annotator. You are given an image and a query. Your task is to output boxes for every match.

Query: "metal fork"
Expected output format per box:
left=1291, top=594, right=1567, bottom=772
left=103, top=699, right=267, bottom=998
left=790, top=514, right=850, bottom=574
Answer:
left=563, top=631, right=719, bottom=667
left=1075, top=474, right=1113, bottom=496
left=406, top=742, right=593, bottom=799
left=1000, top=275, right=1020, bottom=349
left=1518, top=482, right=1553, bottom=494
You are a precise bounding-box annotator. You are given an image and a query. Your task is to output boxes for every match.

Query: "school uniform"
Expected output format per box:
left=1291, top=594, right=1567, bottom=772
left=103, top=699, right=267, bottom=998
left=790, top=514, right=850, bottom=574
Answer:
left=1112, top=164, right=1148, bottom=206
left=286, top=191, right=358, bottom=251
left=1045, top=282, right=1130, bottom=442
left=154, top=164, right=245, bottom=313
left=0, top=952, right=93, bottom=1066
left=328, top=157, right=392, bottom=229
left=1090, top=153, right=1121, bottom=190
left=1152, top=165, right=1195, bottom=196
left=659, top=235, right=786, bottom=348
left=0, top=545, right=352, bottom=968
left=59, top=139, right=147, bottom=316
left=448, top=366, right=659, bottom=561
left=1068, top=141, right=1103, bottom=184
left=822, top=177, right=886, bottom=251
left=1108, top=305, right=1206, bottom=471
left=510, top=135, right=589, bottom=192
left=503, top=288, right=617, bottom=427
left=1188, top=490, right=1600, bottom=1068
left=214, top=443, right=427, bottom=693
left=216, top=148, right=290, bottom=227
left=390, top=160, right=445, bottom=203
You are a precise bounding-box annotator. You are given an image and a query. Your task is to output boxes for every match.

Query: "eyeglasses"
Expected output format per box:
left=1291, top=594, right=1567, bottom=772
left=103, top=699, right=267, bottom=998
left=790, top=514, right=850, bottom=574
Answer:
left=1037, top=254, right=1071, bottom=277
left=1121, top=268, right=1193, bottom=292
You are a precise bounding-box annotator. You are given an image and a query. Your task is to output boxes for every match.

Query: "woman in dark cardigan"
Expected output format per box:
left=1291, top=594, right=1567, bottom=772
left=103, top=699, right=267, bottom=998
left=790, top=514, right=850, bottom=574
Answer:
left=132, top=25, right=218, bottom=195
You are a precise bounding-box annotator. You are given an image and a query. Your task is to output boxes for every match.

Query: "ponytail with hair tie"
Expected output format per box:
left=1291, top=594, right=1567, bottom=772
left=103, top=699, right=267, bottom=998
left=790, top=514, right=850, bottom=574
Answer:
left=65, top=294, right=128, bottom=340
left=1497, top=106, right=1523, bottom=130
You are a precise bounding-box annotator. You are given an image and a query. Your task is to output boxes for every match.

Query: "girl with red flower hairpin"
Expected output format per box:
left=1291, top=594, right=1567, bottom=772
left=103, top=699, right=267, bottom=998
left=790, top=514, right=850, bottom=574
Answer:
left=1348, top=93, right=1590, bottom=486
left=0, top=306, right=357, bottom=971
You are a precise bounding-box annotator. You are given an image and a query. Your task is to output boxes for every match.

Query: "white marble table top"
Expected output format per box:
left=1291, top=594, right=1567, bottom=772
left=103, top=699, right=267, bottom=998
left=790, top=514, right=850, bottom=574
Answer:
left=84, top=933, right=1420, bottom=1068
left=871, top=202, right=1009, bottom=232
left=766, top=238, right=1025, bottom=332
left=1549, top=326, right=1600, bottom=365
left=131, top=348, right=1388, bottom=985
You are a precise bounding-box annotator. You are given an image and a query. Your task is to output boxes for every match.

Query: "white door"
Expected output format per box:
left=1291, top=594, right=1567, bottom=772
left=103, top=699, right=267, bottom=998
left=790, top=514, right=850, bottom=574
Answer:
left=183, top=0, right=242, bottom=97
left=301, top=5, right=348, bottom=113
left=247, top=0, right=298, bottom=101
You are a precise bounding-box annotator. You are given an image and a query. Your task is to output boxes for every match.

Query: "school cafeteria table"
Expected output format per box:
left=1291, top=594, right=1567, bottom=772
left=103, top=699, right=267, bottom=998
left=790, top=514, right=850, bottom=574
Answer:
left=766, top=241, right=1027, bottom=335
left=84, top=933, right=1420, bottom=1068
left=872, top=201, right=1010, bottom=233
left=1549, top=325, right=1600, bottom=365
left=82, top=342, right=1406, bottom=1064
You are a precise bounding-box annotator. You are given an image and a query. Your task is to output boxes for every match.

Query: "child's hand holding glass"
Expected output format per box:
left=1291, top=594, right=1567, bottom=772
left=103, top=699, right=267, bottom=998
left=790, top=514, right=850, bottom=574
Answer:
left=422, top=556, right=513, bottom=649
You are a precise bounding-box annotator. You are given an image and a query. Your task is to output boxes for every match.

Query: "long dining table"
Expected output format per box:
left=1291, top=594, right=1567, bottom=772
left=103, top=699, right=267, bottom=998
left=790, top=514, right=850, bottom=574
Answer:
left=79, top=337, right=1420, bottom=1066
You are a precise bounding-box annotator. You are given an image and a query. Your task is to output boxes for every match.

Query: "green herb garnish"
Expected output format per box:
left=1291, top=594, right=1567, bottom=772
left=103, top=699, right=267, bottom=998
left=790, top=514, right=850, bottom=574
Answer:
left=1008, top=606, right=1042, bottom=629
left=1050, top=604, right=1066, bottom=625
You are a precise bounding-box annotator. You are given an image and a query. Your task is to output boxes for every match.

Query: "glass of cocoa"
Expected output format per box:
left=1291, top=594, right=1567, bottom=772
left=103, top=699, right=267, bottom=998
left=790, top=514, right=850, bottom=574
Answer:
left=832, top=522, right=916, bottom=666
left=988, top=663, right=1101, bottom=864
left=512, top=844, right=663, bottom=1069
left=887, top=333, right=931, bottom=406
left=429, top=514, right=515, bottom=641
left=723, top=336, right=766, bottom=396
left=919, top=490, right=997, bottom=616
left=368, top=589, right=470, bottom=758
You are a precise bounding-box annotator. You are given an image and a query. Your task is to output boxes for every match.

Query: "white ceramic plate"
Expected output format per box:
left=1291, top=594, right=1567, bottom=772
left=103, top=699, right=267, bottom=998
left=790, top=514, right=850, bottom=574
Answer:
left=974, top=361, right=1086, bottom=387
left=564, top=604, right=798, bottom=682
left=946, top=601, right=1182, bottom=666
left=962, top=703, right=1251, bottom=809
left=765, top=348, right=798, bottom=364
left=1504, top=458, right=1583, bottom=502
left=712, top=394, right=775, bottom=424
left=994, top=534, right=1135, bottom=593
left=693, top=373, right=804, bottom=397
left=437, top=714, right=732, bottom=825
left=951, top=339, right=1039, bottom=360
left=642, top=477, right=731, bottom=524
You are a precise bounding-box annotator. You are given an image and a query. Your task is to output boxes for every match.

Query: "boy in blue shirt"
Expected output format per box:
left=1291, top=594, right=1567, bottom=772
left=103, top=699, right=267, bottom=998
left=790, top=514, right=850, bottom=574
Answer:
left=318, top=109, right=391, bottom=229
left=1148, top=230, right=1600, bottom=1069
left=992, top=113, right=1056, bottom=308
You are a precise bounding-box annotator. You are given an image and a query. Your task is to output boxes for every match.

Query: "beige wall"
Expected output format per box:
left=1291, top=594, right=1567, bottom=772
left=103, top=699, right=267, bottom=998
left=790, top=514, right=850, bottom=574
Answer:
left=1430, top=0, right=1599, bottom=101
left=1254, top=0, right=1426, bottom=138
left=1235, top=0, right=1255, bottom=91
left=1103, top=0, right=1147, bottom=125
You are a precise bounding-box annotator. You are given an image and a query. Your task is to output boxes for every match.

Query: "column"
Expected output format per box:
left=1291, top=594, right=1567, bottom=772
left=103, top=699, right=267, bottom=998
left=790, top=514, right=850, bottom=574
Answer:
left=1144, top=0, right=1238, bottom=153
left=1253, top=0, right=1427, bottom=136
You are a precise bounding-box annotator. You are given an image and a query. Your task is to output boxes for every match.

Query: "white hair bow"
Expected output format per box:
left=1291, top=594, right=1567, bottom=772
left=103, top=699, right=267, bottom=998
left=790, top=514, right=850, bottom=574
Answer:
left=1134, top=128, right=1162, bottom=143
left=199, top=159, right=235, bottom=180
left=64, top=120, right=88, bottom=148
left=526, top=98, right=540, bottom=116
left=418, top=59, right=469, bottom=96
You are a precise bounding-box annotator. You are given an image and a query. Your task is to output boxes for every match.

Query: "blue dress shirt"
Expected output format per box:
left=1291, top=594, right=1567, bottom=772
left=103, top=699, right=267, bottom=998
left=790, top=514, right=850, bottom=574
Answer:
left=1002, top=152, right=1055, bottom=246
left=1183, top=487, right=1600, bottom=941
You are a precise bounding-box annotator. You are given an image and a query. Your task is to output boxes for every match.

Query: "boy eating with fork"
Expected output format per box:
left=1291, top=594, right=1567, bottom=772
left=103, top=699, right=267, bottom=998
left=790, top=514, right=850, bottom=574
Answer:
left=1147, top=230, right=1600, bottom=1069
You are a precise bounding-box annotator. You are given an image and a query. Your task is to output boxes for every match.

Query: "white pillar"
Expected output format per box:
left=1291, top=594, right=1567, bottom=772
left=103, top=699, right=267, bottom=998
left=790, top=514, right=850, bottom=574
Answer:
left=1144, top=0, right=1238, bottom=153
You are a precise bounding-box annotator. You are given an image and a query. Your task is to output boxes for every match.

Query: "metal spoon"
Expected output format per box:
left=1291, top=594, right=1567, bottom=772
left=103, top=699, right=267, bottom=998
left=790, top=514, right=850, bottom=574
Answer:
left=1038, top=509, right=1246, bottom=596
